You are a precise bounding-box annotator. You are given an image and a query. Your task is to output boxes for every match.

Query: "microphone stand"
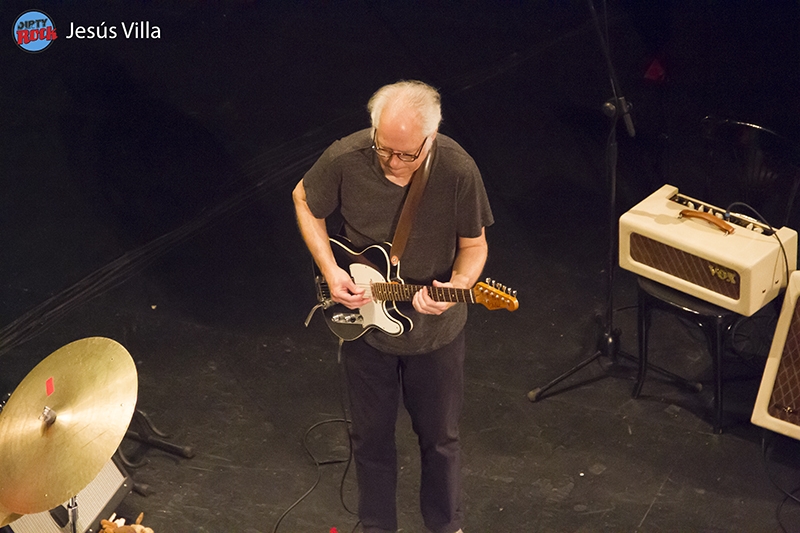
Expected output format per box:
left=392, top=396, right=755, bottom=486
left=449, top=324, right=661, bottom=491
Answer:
left=528, top=0, right=677, bottom=402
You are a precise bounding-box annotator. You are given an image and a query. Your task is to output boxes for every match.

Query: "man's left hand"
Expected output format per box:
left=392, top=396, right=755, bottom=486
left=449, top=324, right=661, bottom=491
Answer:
left=412, top=280, right=455, bottom=315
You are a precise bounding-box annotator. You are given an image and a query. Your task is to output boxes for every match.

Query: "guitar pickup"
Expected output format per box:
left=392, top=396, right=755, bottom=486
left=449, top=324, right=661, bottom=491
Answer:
left=331, top=312, right=364, bottom=325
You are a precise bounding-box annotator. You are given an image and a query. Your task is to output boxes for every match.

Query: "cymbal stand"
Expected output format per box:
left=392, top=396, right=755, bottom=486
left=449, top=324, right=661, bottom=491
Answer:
left=528, top=0, right=696, bottom=402
left=47, top=496, right=79, bottom=533
left=66, top=497, right=78, bottom=533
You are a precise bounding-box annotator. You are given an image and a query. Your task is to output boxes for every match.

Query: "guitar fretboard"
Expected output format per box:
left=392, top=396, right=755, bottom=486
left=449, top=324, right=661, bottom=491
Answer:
left=371, top=283, right=475, bottom=303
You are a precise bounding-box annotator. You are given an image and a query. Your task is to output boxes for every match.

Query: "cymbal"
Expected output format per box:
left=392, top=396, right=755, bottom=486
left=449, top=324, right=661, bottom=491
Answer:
left=0, top=337, right=137, bottom=514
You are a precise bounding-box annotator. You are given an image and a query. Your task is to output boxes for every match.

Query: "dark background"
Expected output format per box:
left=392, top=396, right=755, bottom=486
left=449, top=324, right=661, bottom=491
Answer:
left=2, top=1, right=800, bottom=532
left=3, top=0, right=799, bottom=315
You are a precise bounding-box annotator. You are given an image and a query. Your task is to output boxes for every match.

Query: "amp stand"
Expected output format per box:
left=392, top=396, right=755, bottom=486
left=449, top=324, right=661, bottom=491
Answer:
left=528, top=0, right=698, bottom=402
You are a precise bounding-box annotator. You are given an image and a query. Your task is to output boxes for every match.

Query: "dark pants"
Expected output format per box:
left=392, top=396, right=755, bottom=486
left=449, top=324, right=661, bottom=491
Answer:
left=343, top=331, right=465, bottom=533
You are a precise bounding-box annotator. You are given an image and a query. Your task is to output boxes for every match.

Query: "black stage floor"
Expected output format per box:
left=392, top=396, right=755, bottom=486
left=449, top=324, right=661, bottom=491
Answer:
left=2, top=2, right=800, bottom=532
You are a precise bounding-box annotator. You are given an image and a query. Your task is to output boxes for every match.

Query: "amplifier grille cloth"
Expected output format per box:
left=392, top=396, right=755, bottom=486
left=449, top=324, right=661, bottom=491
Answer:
left=629, top=233, right=740, bottom=299
left=769, top=299, right=800, bottom=424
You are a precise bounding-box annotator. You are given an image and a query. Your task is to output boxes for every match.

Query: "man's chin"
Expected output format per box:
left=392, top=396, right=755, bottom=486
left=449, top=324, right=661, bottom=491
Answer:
left=381, top=169, right=411, bottom=181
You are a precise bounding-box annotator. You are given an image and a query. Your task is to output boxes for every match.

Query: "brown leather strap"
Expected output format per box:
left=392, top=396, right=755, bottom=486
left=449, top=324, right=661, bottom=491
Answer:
left=390, top=140, right=436, bottom=265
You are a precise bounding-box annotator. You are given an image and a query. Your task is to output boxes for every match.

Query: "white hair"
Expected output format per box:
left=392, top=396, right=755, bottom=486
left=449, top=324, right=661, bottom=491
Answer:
left=367, top=80, right=442, bottom=137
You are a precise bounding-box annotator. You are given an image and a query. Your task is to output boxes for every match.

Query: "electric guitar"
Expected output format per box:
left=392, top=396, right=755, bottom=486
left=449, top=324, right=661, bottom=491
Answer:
left=306, top=236, right=519, bottom=341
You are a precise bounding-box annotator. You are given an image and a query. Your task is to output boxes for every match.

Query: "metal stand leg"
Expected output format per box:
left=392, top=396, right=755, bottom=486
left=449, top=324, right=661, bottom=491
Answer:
left=633, top=289, right=704, bottom=399
left=528, top=0, right=636, bottom=404
left=528, top=324, right=699, bottom=403
left=118, top=409, right=194, bottom=469
left=710, top=322, right=725, bottom=434
left=67, top=497, right=78, bottom=533
left=527, top=349, right=605, bottom=402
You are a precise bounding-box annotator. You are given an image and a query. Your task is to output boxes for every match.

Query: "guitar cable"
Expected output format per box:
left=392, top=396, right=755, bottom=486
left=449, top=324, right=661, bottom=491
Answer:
left=271, top=338, right=359, bottom=533
left=723, top=202, right=790, bottom=288
left=721, top=202, right=792, bottom=366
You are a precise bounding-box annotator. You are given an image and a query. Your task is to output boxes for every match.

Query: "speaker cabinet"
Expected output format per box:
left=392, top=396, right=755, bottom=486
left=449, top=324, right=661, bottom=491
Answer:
left=1, top=457, right=131, bottom=533
left=752, top=271, right=800, bottom=439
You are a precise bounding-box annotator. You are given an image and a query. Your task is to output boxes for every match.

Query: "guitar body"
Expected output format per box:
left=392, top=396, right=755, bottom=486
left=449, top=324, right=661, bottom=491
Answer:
left=310, top=236, right=518, bottom=342
left=317, top=238, right=412, bottom=341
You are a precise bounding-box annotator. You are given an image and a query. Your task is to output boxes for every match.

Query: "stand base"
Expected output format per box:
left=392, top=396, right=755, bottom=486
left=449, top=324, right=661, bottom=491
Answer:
left=528, top=330, right=701, bottom=402
left=118, top=409, right=195, bottom=470
left=528, top=348, right=607, bottom=402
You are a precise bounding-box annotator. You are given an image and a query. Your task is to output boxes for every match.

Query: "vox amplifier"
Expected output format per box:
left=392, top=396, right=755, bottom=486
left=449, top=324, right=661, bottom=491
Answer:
left=619, top=184, right=797, bottom=316
left=752, top=271, right=800, bottom=439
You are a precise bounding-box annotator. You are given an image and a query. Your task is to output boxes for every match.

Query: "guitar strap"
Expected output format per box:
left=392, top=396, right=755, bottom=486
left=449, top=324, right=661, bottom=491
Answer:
left=389, top=139, right=437, bottom=266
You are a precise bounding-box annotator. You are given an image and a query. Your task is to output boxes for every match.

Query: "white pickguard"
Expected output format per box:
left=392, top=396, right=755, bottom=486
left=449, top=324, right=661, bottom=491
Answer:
left=349, top=263, right=404, bottom=336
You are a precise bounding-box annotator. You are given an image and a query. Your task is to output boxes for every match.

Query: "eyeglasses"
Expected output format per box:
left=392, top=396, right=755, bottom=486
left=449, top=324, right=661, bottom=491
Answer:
left=372, top=132, right=427, bottom=163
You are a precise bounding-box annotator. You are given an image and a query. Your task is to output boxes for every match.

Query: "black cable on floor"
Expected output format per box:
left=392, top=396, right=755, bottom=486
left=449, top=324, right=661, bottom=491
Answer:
left=270, top=418, right=352, bottom=533
left=336, top=339, right=359, bottom=519
left=271, top=340, right=359, bottom=533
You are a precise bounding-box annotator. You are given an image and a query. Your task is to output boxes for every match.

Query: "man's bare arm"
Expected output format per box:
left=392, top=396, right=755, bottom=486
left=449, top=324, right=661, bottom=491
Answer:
left=292, top=180, right=369, bottom=309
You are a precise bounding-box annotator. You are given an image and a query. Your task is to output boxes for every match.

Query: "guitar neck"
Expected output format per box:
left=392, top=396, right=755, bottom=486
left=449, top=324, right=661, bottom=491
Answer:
left=371, top=282, right=475, bottom=304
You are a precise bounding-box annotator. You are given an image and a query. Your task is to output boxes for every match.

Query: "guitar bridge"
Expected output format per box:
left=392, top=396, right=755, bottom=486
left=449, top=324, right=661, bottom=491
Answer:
left=315, top=275, right=332, bottom=304
left=331, top=312, right=364, bottom=325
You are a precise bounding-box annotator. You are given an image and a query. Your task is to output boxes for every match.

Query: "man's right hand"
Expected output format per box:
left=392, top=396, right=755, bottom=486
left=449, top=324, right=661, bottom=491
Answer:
left=324, top=266, right=371, bottom=310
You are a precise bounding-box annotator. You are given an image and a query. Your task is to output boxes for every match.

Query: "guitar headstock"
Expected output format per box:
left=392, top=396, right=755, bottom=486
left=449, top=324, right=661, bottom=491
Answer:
left=473, top=279, right=519, bottom=311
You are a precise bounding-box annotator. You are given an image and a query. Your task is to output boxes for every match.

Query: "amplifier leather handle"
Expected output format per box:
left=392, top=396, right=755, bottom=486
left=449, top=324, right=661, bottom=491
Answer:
left=679, top=209, right=734, bottom=234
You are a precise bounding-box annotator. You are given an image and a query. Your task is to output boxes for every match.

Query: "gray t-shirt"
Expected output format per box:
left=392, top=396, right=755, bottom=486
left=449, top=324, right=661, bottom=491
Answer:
left=303, top=128, right=494, bottom=355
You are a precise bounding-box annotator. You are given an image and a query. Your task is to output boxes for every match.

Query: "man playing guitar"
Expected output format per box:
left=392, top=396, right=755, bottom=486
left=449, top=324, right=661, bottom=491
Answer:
left=292, top=80, right=493, bottom=533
